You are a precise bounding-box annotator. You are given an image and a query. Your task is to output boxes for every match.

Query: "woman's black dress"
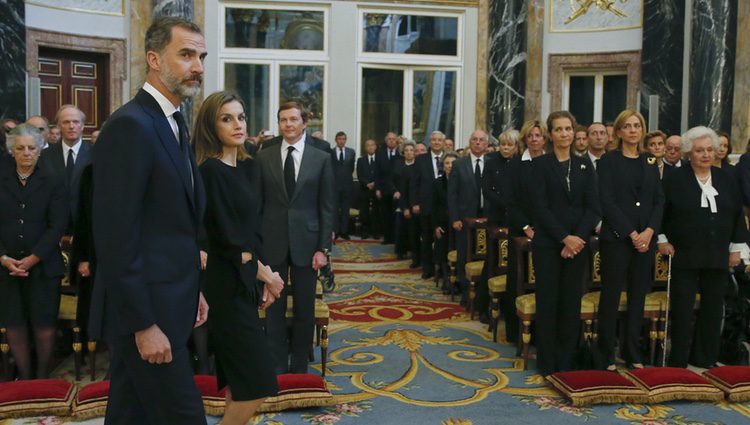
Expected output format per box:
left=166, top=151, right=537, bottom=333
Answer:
left=200, top=158, right=278, bottom=400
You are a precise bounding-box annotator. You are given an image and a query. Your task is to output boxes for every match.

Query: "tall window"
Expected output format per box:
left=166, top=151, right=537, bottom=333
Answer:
left=564, top=71, right=627, bottom=125
left=358, top=9, right=463, bottom=151
left=220, top=3, right=328, bottom=136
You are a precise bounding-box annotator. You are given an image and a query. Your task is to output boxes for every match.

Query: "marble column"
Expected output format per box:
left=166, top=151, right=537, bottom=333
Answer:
left=487, top=0, right=527, bottom=136
left=731, top=0, right=749, bottom=151
left=0, top=0, right=25, bottom=121
left=524, top=0, right=544, bottom=123
left=639, top=0, right=684, bottom=136
left=688, top=0, right=737, bottom=132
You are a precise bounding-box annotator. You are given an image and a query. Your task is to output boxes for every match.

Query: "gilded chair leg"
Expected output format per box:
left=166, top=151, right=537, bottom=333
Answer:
left=583, top=319, right=593, bottom=342
left=0, top=328, right=10, bottom=381
left=491, top=295, right=500, bottom=342
left=88, top=340, right=97, bottom=381
left=648, top=318, right=658, bottom=366
left=72, top=327, right=82, bottom=381
left=321, top=325, right=328, bottom=378
left=468, top=281, right=476, bottom=318
left=521, top=320, right=531, bottom=370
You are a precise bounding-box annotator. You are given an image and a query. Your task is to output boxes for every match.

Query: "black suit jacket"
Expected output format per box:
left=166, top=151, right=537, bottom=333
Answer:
left=482, top=152, right=511, bottom=226
left=662, top=165, right=747, bottom=270
left=91, top=89, right=206, bottom=343
left=411, top=152, right=442, bottom=215
left=0, top=165, right=67, bottom=280
left=447, top=155, right=484, bottom=223
left=375, top=146, right=401, bottom=195
left=598, top=151, right=664, bottom=242
left=736, top=153, right=750, bottom=207
left=356, top=155, right=377, bottom=190
left=506, top=156, right=535, bottom=237
left=392, top=159, right=417, bottom=210
left=331, top=146, right=355, bottom=191
left=530, top=153, right=601, bottom=248
left=431, top=174, right=450, bottom=231
left=39, top=140, right=92, bottom=224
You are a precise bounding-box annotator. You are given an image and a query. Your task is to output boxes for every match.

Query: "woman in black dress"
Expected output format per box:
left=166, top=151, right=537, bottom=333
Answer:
left=0, top=124, right=67, bottom=379
left=596, top=110, right=664, bottom=371
left=194, top=91, right=285, bottom=424
left=432, top=152, right=459, bottom=293
left=531, top=111, right=601, bottom=375
left=394, top=141, right=419, bottom=263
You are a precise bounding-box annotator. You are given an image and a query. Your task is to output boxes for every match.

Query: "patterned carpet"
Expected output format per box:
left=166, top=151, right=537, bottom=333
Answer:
left=8, top=239, right=750, bottom=424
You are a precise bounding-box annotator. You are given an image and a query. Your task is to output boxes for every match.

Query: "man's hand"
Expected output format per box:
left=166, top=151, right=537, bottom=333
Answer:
left=200, top=250, right=208, bottom=270
left=393, top=191, right=401, bottom=200
left=312, top=251, right=328, bottom=271
left=241, top=252, right=253, bottom=264
left=260, top=285, right=277, bottom=310
left=135, top=324, right=172, bottom=364
left=523, top=227, right=534, bottom=239
left=194, top=292, right=209, bottom=328
left=16, top=254, right=40, bottom=271
left=435, top=227, right=445, bottom=239
left=452, top=220, right=463, bottom=231
left=561, top=246, right=577, bottom=259
left=658, top=242, right=675, bottom=256
left=562, top=235, right=585, bottom=255
left=78, top=261, right=90, bottom=277
left=412, top=205, right=421, bottom=215
left=376, top=190, right=382, bottom=200
left=730, top=251, right=742, bottom=268
left=367, top=182, right=375, bottom=190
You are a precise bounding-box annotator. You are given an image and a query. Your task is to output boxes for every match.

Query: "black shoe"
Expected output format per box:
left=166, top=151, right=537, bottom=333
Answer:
left=409, top=262, right=420, bottom=269
left=421, top=272, right=435, bottom=279
left=479, top=313, right=489, bottom=324
left=360, top=233, right=369, bottom=239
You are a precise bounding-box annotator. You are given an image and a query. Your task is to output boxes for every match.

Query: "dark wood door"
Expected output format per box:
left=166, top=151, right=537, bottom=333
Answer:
left=38, top=48, right=109, bottom=143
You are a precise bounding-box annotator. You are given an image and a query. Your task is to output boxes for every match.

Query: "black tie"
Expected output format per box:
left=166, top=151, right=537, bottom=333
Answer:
left=65, top=149, right=75, bottom=185
left=284, top=146, right=296, bottom=198
left=436, top=155, right=443, bottom=176
left=474, top=158, right=482, bottom=189
left=369, top=156, right=373, bottom=165
left=173, top=110, right=194, bottom=187
left=339, top=149, right=344, bottom=164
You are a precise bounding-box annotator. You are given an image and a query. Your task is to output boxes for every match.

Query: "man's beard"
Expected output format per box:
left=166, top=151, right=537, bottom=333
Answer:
left=160, top=63, right=202, bottom=99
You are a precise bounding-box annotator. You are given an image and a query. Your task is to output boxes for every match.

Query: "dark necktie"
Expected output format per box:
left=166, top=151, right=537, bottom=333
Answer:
left=173, top=110, right=194, bottom=187
left=65, top=148, right=75, bottom=185
left=284, top=146, right=296, bottom=197
left=474, top=158, right=482, bottom=189
left=369, top=156, right=373, bottom=165
left=436, top=155, right=443, bottom=176
left=339, top=149, right=344, bottom=164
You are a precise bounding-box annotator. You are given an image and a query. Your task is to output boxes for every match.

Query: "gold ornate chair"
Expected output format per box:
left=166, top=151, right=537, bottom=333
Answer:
left=485, top=226, right=509, bottom=342
left=463, top=218, right=488, bottom=319
left=513, top=237, right=536, bottom=369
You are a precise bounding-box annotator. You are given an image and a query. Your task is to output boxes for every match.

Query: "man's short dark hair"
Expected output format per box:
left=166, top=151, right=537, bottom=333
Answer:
left=335, top=131, right=347, bottom=139
left=277, top=101, right=309, bottom=123
left=145, top=16, right=202, bottom=56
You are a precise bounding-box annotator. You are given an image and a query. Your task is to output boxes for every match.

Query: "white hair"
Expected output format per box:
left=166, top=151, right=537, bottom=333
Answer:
left=430, top=130, right=445, bottom=140
left=6, top=123, right=45, bottom=151
left=681, top=126, right=719, bottom=153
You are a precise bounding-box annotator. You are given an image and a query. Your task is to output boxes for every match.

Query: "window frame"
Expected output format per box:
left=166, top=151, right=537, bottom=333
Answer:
left=563, top=69, right=628, bottom=124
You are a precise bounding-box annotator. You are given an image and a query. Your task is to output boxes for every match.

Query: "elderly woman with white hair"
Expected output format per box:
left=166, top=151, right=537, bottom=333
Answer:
left=658, top=126, right=748, bottom=368
left=0, top=124, right=68, bottom=379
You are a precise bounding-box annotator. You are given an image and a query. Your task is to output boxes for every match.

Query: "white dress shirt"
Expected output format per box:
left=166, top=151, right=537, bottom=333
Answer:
left=281, top=133, right=306, bottom=180
left=143, top=82, right=179, bottom=143
left=62, top=139, right=82, bottom=166
left=368, top=154, right=375, bottom=164
left=337, top=147, right=346, bottom=161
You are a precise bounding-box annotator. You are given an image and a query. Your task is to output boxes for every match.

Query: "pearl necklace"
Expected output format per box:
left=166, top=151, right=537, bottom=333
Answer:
left=16, top=171, right=31, bottom=181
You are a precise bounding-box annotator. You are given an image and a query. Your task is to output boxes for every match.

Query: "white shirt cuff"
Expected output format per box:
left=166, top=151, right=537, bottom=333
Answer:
left=657, top=234, right=668, bottom=244
left=729, top=242, right=749, bottom=259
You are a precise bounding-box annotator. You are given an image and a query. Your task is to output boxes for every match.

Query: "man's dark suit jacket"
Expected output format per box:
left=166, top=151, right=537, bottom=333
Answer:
left=530, top=153, right=600, bottom=248
left=447, top=155, right=483, bottom=223
left=598, top=151, right=664, bottom=242
left=91, top=89, right=206, bottom=344
left=262, top=134, right=332, bottom=154
left=411, top=152, right=442, bottom=215
left=506, top=156, right=536, bottom=237
left=331, top=146, right=355, bottom=191
left=375, top=146, right=400, bottom=195
left=39, top=140, right=92, bottom=225
left=662, top=165, right=747, bottom=270
left=356, top=155, right=377, bottom=189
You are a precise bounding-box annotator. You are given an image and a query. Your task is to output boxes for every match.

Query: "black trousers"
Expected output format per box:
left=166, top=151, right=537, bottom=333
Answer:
left=418, top=215, right=435, bottom=274
left=379, top=195, right=395, bottom=243
left=267, top=255, right=317, bottom=374
left=395, top=213, right=419, bottom=263
left=668, top=268, right=727, bottom=368
left=105, top=338, right=206, bottom=425
left=596, top=240, right=654, bottom=366
left=359, top=189, right=377, bottom=237
left=533, top=245, right=587, bottom=375
left=455, top=228, right=468, bottom=290
left=334, top=188, right=352, bottom=236
left=502, top=236, right=520, bottom=342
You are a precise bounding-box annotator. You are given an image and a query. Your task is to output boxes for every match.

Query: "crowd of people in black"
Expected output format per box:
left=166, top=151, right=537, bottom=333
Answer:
left=0, top=15, right=749, bottom=425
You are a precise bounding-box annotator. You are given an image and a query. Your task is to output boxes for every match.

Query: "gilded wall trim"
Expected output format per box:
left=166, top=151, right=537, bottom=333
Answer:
left=475, top=0, right=488, bottom=130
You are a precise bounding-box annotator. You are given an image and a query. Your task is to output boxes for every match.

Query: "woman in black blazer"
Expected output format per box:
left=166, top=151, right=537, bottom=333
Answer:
left=432, top=152, right=459, bottom=293
left=531, top=111, right=601, bottom=375
left=596, top=110, right=664, bottom=370
left=393, top=141, right=419, bottom=264
left=503, top=121, right=547, bottom=341
left=0, top=125, right=67, bottom=379
left=194, top=92, right=285, bottom=423
left=658, top=126, right=748, bottom=368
